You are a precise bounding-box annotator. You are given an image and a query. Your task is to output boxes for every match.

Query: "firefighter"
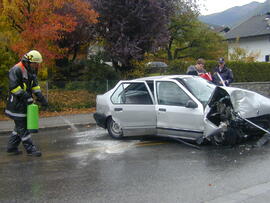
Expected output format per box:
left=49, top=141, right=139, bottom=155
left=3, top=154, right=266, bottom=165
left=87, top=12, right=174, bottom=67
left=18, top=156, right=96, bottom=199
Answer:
left=5, top=50, right=48, bottom=157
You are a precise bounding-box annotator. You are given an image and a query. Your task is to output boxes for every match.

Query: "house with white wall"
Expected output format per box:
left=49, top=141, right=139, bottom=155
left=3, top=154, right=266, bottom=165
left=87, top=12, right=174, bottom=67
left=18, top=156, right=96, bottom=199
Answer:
left=225, top=13, right=270, bottom=62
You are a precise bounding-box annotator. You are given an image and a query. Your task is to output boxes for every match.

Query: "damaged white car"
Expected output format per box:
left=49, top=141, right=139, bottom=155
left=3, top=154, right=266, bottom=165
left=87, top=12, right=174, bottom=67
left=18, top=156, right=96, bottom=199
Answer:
left=94, top=75, right=270, bottom=145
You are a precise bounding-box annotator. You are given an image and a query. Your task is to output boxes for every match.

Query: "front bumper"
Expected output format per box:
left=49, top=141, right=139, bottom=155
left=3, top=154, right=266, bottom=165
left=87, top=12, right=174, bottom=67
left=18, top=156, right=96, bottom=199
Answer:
left=93, top=112, right=107, bottom=129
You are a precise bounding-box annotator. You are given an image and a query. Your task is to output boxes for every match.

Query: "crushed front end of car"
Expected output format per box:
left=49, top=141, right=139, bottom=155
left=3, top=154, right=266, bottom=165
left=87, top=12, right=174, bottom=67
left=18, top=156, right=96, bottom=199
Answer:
left=201, top=86, right=270, bottom=145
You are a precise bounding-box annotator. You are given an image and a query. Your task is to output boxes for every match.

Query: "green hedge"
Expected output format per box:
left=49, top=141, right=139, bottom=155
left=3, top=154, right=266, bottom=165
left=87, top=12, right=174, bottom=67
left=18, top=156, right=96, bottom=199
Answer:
left=0, top=48, right=16, bottom=100
left=166, top=60, right=270, bottom=82
left=51, top=57, right=121, bottom=94
left=226, top=62, right=270, bottom=82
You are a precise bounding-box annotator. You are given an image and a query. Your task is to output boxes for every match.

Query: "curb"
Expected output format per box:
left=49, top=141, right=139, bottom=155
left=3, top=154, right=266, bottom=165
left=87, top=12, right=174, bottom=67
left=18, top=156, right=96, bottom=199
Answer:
left=0, top=122, right=97, bottom=136
left=0, top=113, right=96, bottom=136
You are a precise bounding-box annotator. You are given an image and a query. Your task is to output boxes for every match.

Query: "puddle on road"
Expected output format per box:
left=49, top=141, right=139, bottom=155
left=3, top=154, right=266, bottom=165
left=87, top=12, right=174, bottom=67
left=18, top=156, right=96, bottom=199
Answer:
left=68, top=128, right=139, bottom=160
left=74, top=128, right=106, bottom=139
left=93, top=141, right=139, bottom=160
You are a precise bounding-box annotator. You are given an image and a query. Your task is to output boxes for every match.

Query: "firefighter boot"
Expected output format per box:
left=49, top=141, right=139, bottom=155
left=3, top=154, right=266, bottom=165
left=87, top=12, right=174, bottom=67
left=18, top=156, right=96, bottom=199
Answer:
left=6, top=132, right=22, bottom=155
left=22, top=139, right=42, bottom=157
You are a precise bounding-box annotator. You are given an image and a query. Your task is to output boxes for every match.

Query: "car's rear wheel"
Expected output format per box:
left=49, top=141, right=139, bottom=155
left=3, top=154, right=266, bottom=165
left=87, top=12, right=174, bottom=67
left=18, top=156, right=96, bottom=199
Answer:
left=107, top=117, right=123, bottom=139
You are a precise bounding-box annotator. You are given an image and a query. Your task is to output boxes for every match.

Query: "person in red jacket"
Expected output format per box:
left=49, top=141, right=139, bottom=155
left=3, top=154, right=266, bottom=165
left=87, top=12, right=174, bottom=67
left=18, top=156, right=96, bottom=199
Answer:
left=186, top=58, right=206, bottom=76
left=5, top=50, right=48, bottom=157
left=186, top=58, right=212, bottom=81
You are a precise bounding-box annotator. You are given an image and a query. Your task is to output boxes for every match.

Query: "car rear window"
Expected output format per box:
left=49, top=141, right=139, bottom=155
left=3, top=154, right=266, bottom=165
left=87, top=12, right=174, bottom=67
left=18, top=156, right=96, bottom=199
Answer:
left=111, top=82, right=153, bottom=105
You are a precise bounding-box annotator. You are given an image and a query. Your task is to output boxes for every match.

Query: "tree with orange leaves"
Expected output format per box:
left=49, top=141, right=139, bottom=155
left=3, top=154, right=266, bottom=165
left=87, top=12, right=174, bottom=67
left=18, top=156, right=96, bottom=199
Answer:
left=1, top=0, right=98, bottom=64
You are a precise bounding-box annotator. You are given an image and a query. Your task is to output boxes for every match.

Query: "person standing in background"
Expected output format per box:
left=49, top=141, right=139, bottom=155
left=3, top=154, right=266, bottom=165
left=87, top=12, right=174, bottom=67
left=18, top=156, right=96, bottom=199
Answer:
left=187, top=58, right=212, bottom=81
left=186, top=58, right=206, bottom=76
left=212, top=57, right=233, bottom=86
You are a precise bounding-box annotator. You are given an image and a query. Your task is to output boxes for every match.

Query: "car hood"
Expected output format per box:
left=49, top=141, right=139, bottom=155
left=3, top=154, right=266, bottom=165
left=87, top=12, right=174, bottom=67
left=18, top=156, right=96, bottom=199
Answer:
left=203, top=86, right=270, bottom=137
left=217, top=86, right=270, bottom=118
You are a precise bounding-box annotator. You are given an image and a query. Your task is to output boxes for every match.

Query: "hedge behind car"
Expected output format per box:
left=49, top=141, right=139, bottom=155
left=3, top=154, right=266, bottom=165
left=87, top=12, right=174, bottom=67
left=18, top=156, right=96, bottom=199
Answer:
left=167, top=60, right=270, bottom=82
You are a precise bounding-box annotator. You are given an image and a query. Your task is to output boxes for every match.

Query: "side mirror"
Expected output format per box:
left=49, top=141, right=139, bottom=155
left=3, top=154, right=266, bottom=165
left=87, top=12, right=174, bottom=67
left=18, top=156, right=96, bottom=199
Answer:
left=185, top=100, right=198, bottom=108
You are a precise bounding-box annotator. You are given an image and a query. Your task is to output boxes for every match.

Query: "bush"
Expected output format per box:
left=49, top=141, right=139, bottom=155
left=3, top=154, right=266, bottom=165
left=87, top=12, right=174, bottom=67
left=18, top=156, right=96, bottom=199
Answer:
left=0, top=48, right=17, bottom=100
left=166, top=60, right=191, bottom=74
left=65, top=81, right=88, bottom=90
left=51, top=55, right=121, bottom=93
left=82, top=58, right=120, bottom=93
left=227, top=62, right=270, bottom=82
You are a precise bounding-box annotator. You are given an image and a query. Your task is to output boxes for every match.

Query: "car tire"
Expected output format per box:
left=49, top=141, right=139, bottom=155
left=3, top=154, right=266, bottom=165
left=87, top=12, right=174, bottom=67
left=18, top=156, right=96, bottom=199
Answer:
left=211, top=127, right=238, bottom=146
left=107, top=117, right=123, bottom=139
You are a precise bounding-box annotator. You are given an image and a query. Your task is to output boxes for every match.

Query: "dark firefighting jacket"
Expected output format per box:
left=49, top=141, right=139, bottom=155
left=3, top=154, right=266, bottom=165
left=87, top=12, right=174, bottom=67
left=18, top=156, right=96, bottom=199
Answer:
left=5, top=61, right=46, bottom=119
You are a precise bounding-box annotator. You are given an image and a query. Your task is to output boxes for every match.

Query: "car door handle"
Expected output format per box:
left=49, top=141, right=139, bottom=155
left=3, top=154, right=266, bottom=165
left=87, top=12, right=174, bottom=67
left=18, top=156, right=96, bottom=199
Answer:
left=158, top=108, right=166, bottom=112
left=114, top=108, right=123, bottom=112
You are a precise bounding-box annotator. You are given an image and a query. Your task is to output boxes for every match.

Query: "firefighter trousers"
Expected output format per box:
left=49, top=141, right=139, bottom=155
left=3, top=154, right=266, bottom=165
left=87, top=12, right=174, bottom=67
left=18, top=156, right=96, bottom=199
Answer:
left=7, top=118, right=38, bottom=153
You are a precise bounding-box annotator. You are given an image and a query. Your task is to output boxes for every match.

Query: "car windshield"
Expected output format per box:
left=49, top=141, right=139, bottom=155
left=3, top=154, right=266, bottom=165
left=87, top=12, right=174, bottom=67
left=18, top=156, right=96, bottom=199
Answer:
left=175, top=77, right=216, bottom=106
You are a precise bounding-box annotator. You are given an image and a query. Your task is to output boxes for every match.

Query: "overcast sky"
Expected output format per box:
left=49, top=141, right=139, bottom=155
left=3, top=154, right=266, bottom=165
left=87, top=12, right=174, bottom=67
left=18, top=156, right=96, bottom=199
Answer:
left=200, top=0, right=266, bottom=15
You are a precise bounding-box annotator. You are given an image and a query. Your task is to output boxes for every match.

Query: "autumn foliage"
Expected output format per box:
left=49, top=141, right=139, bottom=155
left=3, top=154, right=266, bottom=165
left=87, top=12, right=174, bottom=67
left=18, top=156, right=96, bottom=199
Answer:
left=1, top=0, right=98, bottom=64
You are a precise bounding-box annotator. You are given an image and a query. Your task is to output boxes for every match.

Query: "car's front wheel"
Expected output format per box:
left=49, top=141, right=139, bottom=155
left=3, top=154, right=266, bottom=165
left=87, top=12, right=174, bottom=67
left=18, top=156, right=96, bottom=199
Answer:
left=211, top=127, right=238, bottom=146
left=107, top=117, right=123, bottom=139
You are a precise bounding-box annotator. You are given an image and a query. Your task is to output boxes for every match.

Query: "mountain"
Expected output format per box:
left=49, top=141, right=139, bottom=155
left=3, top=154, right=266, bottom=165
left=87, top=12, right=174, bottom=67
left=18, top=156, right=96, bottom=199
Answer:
left=199, top=1, right=270, bottom=27
left=252, top=0, right=270, bottom=15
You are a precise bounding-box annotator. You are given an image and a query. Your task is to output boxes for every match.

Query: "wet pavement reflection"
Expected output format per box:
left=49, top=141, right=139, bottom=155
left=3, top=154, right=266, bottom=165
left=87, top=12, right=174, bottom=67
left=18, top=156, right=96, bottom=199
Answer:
left=1, top=125, right=270, bottom=202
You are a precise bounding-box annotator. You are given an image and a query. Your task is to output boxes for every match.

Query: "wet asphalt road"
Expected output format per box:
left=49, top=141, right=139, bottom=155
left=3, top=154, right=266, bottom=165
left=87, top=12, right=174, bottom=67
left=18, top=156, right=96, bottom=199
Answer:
left=1, top=126, right=270, bottom=202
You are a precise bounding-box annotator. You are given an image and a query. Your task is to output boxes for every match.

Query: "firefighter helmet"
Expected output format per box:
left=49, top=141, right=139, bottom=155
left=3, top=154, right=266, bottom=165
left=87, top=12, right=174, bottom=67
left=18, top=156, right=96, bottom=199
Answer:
left=23, top=50, right=43, bottom=63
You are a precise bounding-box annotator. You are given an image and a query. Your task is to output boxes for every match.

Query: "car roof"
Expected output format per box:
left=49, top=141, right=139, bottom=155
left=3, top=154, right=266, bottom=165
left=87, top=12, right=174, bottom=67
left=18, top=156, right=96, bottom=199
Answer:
left=132, top=75, right=195, bottom=81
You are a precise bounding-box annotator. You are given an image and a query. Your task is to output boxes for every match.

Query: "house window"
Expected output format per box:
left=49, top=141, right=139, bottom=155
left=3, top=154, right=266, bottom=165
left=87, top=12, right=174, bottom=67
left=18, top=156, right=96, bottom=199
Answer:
left=266, top=55, right=270, bottom=62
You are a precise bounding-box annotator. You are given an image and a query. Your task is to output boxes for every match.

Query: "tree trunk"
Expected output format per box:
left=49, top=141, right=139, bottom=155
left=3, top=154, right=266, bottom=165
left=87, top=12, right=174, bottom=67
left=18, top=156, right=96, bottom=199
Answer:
left=167, top=38, right=173, bottom=61
left=71, top=45, right=79, bottom=62
left=112, top=60, right=120, bottom=72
